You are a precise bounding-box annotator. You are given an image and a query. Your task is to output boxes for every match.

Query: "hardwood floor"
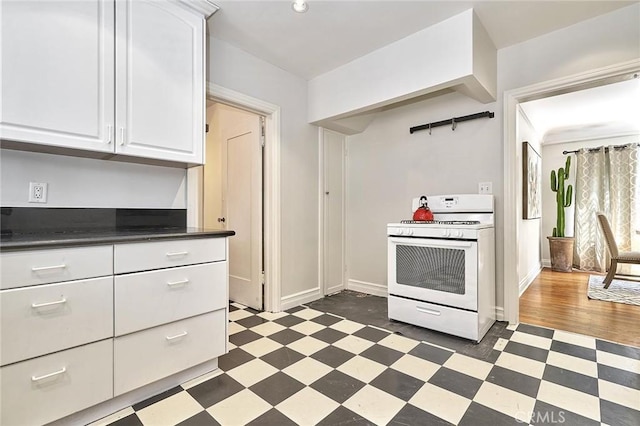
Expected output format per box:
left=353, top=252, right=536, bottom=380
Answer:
left=519, top=268, right=640, bottom=347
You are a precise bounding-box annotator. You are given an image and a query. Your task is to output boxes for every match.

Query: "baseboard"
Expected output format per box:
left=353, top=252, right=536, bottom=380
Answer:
left=541, top=259, right=551, bottom=268
left=495, top=306, right=505, bottom=322
left=325, top=284, right=344, bottom=295
left=519, top=264, right=543, bottom=296
left=347, top=279, right=388, bottom=297
left=281, top=287, right=323, bottom=311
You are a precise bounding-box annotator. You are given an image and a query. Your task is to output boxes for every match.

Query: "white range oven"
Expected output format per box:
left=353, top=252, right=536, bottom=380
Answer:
left=387, top=194, right=495, bottom=342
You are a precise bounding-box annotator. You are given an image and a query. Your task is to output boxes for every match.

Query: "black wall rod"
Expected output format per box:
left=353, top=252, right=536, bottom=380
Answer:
left=563, top=143, right=638, bottom=155
left=409, top=111, right=495, bottom=134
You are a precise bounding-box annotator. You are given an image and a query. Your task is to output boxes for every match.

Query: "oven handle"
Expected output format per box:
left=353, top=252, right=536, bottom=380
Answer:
left=389, top=237, right=473, bottom=249
left=416, top=306, right=441, bottom=316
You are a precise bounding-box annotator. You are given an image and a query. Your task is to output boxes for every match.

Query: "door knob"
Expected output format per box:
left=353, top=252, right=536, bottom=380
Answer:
left=217, top=217, right=226, bottom=223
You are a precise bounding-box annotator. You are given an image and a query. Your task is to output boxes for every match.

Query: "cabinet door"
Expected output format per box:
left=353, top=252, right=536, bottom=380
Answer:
left=1, top=276, right=114, bottom=366
left=114, top=310, right=226, bottom=395
left=0, top=0, right=115, bottom=152
left=1, top=339, right=113, bottom=426
left=115, top=262, right=227, bottom=336
left=115, top=0, right=205, bottom=164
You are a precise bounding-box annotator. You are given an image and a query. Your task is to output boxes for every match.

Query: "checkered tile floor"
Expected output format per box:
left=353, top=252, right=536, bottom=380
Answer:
left=97, top=303, right=640, bottom=426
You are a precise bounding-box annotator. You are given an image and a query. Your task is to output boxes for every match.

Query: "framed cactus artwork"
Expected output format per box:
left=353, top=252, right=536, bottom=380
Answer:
left=522, top=142, right=542, bottom=219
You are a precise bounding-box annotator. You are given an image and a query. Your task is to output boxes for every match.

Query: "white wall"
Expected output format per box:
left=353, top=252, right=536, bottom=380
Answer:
left=495, top=3, right=640, bottom=312
left=208, top=37, right=320, bottom=302
left=540, top=134, right=639, bottom=265
left=0, top=149, right=186, bottom=208
left=343, top=4, right=640, bottom=314
left=346, top=91, right=499, bottom=289
left=498, top=4, right=640, bottom=93
left=516, top=109, right=542, bottom=294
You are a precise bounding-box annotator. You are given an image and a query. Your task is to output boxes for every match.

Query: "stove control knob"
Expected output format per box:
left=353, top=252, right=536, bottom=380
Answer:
left=442, top=229, right=450, bottom=237
left=406, top=229, right=414, bottom=236
left=396, top=228, right=405, bottom=236
left=453, top=230, right=462, bottom=238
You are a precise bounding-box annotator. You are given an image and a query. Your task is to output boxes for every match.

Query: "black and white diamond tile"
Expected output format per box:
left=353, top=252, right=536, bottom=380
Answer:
left=95, top=301, right=640, bottom=426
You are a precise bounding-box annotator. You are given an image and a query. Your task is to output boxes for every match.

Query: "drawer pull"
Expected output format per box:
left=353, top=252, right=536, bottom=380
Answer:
left=166, top=331, right=188, bottom=341
left=166, top=251, right=189, bottom=258
left=31, top=264, right=67, bottom=272
left=31, top=367, right=66, bottom=382
left=31, top=297, right=67, bottom=309
left=167, top=279, right=190, bottom=287
left=416, top=307, right=441, bottom=316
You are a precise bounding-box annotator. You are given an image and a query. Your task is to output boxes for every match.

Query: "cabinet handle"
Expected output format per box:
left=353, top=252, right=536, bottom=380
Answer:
left=32, top=367, right=66, bottom=382
left=166, top=251, right=189, bottom=257
left=166, top=331, right=188, bottom=341
left=167, top=279, right=190, bottom=287
left=31, top=264, right=66, bottom=272
left=107, top=125, right=113, bottom=144
left=119, top=127, right=125, bottom=145
left=31, top=297, right=67, bottom=309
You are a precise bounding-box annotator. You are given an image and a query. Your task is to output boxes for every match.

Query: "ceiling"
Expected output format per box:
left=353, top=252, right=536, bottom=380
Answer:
left=207, top=1, right=635, bottom=79
left=520, top=76, right=640, bottom=144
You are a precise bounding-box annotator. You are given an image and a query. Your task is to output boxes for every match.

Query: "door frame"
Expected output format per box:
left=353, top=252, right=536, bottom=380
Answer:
left=187, top=83, right=281, bottom=312
left=318, top=127, right=347, bottom=296
left=502, top=59, right=640, bottom=325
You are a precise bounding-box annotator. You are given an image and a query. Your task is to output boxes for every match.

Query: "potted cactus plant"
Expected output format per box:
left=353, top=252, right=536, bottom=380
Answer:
left=547, top=155, right=574, bottom=272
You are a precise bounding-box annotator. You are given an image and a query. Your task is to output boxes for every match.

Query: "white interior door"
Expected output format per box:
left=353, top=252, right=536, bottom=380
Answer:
left=323, top=129, right=346, bottom=295
left=219, top=108, right=263, bottom=310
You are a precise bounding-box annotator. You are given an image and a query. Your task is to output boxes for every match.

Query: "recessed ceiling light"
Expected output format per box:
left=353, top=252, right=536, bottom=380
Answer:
left=292, top=0, right=308, bottom=13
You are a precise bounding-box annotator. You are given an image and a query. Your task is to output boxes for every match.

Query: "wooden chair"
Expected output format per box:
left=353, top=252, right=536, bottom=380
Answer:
left=596, top=213, right=640, bottom=288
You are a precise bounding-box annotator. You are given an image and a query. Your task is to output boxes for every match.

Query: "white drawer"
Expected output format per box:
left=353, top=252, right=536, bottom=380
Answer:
left=388, top=295, right=480, bottom=341
left=115, top=262, right=227, bottom=335
left=0, top=245, right=113, bottom=289
left=114, top=238, right=225, bottom=274
left=114, top=309, right=226, bottom=396
left=1, top=277, right=113, bottom=366
left=0, top=339, right=113, bottom=426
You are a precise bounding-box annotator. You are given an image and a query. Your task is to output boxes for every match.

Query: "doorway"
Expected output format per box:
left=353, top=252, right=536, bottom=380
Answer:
left=187, top=84, right=281, bottom=312
left=203, top=102, right=264, bottom=310
left=503, top=59, right=640, bottom=327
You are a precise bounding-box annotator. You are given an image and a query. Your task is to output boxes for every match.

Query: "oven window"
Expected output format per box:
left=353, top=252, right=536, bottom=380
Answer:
left=396, top=245, right=465, bottom=294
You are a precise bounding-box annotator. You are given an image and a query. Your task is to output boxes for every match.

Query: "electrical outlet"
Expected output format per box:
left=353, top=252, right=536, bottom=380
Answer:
left=479, top=182, right=492, bottom=194
left=28, top=182, right=48, bottom=203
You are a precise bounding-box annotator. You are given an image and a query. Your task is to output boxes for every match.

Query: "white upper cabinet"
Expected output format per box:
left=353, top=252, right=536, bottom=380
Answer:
left=0, top=0, right=115, bottom=153
left=0, top=0, right=211, bottom=165
left=115, top=0, right=204, bottom=163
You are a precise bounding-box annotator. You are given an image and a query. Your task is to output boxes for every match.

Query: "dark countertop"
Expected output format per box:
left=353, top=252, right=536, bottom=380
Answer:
left=0, top=227, right=235, bottom=251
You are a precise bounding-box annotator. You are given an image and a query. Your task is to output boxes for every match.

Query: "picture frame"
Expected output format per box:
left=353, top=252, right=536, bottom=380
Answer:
left=523, top=141, right=542, bottom=219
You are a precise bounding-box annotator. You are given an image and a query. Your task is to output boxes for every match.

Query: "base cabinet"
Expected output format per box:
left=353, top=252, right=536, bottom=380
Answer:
left=0, top=236, right=228, bottom=425
left=0, top=340, right=113, bottom=426
left=114, top=309, right=226, bottom=395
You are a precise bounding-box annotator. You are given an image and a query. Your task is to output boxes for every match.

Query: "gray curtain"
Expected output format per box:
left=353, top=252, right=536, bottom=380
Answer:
left=573, top=144, right=638, bottom=272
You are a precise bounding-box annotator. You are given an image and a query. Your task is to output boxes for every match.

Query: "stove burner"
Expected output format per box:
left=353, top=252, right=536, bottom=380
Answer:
left=400, top=220, right=481, bottom=225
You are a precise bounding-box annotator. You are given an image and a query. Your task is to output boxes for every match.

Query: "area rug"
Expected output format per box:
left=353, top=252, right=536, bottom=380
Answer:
left=588, top=275, right=640, bottom=306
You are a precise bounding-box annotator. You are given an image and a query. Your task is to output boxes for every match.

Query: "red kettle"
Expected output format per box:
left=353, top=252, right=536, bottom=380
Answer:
left=413, top=196, right=434, bottom=221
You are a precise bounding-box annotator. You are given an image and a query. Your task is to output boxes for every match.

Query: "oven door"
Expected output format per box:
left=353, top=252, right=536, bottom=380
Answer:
left=388, top=236, right=478, bottom=311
